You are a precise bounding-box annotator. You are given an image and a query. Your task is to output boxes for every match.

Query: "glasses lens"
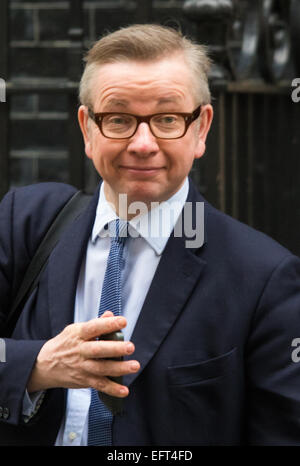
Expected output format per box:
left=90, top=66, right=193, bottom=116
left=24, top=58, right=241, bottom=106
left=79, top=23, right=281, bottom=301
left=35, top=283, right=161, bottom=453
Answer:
left=102, top=114, right=136, bottom=138
left=150, top=114, right=185, bottom=138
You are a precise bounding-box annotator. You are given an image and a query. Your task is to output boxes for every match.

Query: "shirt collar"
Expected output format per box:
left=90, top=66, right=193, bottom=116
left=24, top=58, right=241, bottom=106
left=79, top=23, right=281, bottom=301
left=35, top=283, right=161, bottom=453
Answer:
left=92, top=178, right=189, bottom=255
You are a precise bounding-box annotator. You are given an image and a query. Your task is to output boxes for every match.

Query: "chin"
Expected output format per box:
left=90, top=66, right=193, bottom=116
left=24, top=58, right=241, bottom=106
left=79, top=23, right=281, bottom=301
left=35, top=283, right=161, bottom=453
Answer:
left=118, top=181, right=161, bottom=202
left=128, top=189, right=162, bottom=205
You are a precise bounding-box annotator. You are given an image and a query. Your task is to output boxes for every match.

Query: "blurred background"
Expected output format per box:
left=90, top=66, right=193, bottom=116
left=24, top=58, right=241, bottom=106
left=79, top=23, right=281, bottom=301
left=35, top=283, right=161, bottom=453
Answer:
left=0, top=0, right=299, bottom=255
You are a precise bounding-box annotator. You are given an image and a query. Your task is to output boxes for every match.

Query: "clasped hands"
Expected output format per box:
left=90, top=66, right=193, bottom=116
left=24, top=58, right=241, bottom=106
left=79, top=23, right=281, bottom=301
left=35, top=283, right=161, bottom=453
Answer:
left=27, top=311, right=140, bottom=398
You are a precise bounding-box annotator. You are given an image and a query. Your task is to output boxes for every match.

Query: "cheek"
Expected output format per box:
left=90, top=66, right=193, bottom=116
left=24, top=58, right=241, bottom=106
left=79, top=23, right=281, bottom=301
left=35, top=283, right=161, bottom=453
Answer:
left=88, top=139, right=107, bottom=174
left=166, top=141, right=197, bottom=170
left=91, top=139, right=123, bottom=174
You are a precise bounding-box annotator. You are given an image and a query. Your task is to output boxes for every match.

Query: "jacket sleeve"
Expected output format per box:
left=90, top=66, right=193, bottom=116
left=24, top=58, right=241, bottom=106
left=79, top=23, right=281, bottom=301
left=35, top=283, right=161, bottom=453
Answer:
left=246, top=253, right=300, bottom=445
left=0, top=184, right=76, bottom=426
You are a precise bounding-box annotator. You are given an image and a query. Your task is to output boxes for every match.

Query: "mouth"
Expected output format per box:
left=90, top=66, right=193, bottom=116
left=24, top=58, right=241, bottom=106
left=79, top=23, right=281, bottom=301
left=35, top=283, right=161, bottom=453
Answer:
left=119, top=166, right=164, bottom=175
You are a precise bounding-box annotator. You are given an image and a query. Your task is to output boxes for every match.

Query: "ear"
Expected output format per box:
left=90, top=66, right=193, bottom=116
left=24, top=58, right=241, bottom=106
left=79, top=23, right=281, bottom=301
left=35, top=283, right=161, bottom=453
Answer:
left=78, top=105, right=93, bottom=159
left=194, top=104, right=214, bottom=159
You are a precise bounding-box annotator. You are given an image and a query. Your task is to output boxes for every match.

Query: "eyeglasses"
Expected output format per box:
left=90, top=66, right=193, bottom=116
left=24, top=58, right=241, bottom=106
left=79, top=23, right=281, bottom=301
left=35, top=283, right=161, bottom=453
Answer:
left=88, top=105, right=202, bottom=139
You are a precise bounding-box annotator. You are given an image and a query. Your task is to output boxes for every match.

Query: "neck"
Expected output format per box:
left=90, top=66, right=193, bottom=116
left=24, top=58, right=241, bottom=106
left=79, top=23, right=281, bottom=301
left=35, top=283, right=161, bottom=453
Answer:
left=103, top=179, right=187, bottom=220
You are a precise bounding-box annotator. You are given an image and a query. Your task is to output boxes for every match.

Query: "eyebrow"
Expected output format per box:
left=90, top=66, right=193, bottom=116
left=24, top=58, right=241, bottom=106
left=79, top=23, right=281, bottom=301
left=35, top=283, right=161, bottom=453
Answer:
left=101, top=96, right=182, bottom=112
left=102, top=99, right=128, bottom=110
left=157, top=96, right=182, bottom=105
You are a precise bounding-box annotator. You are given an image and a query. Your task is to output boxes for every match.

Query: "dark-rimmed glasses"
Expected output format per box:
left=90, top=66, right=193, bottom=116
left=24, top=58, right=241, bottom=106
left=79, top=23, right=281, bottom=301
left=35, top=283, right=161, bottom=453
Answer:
left=88, top=105, right=202, bottom=140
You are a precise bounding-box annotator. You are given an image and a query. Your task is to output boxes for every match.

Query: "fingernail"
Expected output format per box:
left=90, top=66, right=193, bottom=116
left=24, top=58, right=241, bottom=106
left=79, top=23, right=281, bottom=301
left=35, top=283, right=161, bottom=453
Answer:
left=117, top=317, right=126, bottom=326
left=126, top=343, right=134, bottom=353
left=130, top=361, right=139, bottom=371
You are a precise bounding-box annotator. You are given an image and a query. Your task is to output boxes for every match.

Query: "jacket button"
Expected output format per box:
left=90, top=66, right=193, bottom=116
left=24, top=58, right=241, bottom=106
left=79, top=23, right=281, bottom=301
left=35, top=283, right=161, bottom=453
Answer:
left=0, top=406, right=3, bottom=418
left=3, top=407, right=9, bottom=420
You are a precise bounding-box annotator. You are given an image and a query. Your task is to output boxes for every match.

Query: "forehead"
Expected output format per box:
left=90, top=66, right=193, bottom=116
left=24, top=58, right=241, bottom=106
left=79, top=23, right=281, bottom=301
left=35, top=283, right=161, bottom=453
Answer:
left=90, top=55, right=196, bottom=110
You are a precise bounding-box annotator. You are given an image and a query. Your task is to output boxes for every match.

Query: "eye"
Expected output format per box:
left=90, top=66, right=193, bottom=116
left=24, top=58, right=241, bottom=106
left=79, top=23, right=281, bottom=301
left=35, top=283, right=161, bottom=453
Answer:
left=155, top=115, right=178, bottom=125
left=105, top=115, right=133, bottom=126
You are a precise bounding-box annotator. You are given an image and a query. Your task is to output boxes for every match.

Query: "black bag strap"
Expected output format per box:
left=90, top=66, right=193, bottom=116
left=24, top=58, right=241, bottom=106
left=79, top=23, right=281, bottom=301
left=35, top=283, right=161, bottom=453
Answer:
left=5, top=191, right=91, bottom=337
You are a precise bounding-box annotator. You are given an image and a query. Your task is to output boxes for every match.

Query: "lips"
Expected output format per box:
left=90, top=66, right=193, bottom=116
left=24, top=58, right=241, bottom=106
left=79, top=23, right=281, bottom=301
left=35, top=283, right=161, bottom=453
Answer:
left=119, top=166, right=164, bottom=177
left=120, top=166, right=163, bottom=170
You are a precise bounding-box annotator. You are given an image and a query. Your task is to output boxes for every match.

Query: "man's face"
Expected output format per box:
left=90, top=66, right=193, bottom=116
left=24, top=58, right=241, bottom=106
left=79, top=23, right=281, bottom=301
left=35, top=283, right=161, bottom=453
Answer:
left=78, top=54, right=213, bottom=211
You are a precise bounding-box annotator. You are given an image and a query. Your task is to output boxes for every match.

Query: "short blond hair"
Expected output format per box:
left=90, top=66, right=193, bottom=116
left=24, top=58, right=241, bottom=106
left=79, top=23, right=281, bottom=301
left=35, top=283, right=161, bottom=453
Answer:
left=79, top=24, right=212, bottom=108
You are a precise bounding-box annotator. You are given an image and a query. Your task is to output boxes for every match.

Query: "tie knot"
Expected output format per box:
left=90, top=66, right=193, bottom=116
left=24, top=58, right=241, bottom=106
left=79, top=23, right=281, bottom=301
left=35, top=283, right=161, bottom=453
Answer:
left=108, top=219, right=128, bottom=243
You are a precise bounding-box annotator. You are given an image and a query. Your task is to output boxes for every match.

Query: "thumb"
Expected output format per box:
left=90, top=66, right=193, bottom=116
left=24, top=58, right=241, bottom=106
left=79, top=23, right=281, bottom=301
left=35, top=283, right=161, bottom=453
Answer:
left=101, top=311, right=114, bottom=318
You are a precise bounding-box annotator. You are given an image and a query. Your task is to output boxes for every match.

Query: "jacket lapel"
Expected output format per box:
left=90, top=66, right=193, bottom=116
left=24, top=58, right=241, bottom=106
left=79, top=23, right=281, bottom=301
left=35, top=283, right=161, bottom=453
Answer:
left=124, top=180, right=208, bottom=386
left=48, top=188, right=99, bottom=336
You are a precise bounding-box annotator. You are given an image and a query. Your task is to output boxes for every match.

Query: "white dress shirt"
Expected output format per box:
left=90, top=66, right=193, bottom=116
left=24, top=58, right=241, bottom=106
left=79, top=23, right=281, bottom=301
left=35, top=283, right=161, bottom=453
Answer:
left=26, top=178, right=189, bottom=445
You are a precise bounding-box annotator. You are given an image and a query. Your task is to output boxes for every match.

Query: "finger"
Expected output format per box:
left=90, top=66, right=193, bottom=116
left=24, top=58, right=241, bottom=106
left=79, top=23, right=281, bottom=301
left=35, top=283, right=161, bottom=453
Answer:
left=91, top=377, right=129, bottom=398
left=85, top=358, right=140, bottom=378
left=97, top=359, right=140, bottom=377
left=101, top=311, right=114, bottom=318
left=81, top=340, right=135, bottom=359
left=79, top=316, right=127, bottom=341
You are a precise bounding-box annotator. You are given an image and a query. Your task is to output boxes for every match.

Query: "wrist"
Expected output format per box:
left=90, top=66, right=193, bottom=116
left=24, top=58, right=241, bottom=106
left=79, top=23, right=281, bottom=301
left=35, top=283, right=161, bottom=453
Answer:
left=27, top=343, right=54, bottom=393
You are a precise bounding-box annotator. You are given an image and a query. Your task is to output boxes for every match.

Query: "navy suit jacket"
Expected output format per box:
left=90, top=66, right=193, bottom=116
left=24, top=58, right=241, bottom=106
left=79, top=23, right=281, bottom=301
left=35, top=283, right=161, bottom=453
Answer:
left=0, top=179, right=300, bottom=445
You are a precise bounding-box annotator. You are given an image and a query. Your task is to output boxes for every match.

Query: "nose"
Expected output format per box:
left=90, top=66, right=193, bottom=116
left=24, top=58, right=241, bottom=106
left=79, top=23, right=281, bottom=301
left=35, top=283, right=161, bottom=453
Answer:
left=127, top=122, right=159, bottom=157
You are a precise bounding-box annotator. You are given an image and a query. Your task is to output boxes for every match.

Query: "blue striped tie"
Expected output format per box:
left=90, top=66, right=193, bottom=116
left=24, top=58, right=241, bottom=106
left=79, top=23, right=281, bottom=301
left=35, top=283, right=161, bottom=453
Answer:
left=87, top=219, right=128, bottom=446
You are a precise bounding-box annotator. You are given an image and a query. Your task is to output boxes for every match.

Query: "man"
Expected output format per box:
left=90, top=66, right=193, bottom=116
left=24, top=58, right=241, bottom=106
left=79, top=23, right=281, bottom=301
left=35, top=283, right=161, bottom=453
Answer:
left=0, top=24, right=300, bottom=446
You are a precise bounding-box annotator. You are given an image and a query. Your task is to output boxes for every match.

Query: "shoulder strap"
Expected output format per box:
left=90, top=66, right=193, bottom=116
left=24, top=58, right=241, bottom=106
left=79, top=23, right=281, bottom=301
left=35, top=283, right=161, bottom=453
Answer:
left=5, top=191, right=91, bottom=337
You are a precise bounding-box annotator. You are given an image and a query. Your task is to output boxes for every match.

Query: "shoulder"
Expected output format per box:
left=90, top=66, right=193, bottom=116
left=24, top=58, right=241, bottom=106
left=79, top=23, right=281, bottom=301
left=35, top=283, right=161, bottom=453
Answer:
left=11, top=181, right=78, bottom=206
left=196, top=202, right=300, bottom=322
left=0, top=182, right=79, bottom=257
left=4, top=182, right=77, bottom=215
left=188, top=179, right=293, bottom=267
left=204, top=201, right=296, bottom=275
